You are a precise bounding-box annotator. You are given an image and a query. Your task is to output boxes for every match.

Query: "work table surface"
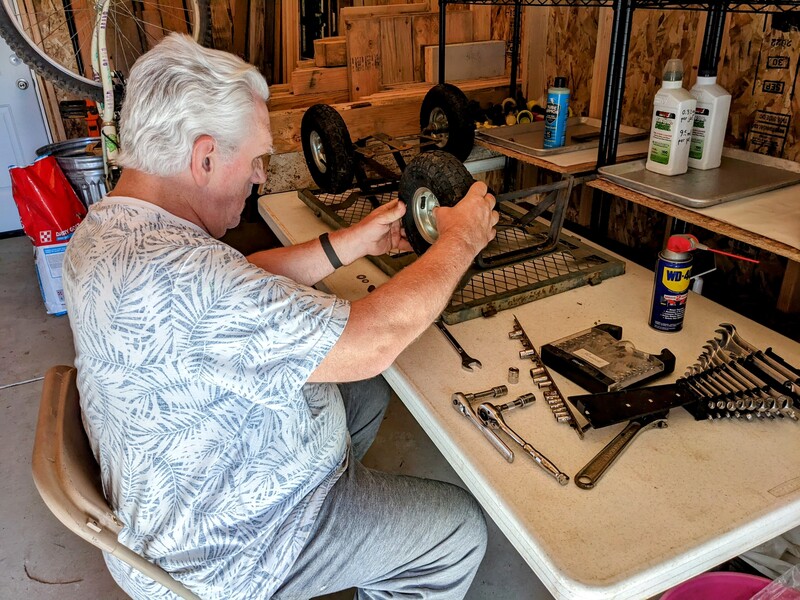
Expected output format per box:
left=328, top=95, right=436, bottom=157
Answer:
left=259, top=191, right=800, bottom=600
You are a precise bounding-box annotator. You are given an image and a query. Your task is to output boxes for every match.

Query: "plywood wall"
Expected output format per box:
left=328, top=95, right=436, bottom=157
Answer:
left=719, top=12, right=800, bottom=161
left=543, top=7, right=600, bottom=117
left=620, top=11, right=702, bottom=128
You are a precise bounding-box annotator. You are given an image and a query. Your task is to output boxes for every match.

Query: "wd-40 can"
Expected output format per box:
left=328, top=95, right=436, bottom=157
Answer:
left=649, top=237, right=693, bottom=332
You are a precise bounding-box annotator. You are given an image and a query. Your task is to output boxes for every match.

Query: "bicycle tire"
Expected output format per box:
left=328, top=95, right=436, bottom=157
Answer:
left=0, top=0, right=210, bottom=100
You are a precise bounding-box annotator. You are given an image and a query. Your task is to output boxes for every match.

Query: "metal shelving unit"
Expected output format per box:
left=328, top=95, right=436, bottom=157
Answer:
left=438, top=0, right=800, bottom=229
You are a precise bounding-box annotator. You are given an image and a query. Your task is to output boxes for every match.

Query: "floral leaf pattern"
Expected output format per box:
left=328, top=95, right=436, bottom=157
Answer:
left=62, top=198, right=350, bottom=599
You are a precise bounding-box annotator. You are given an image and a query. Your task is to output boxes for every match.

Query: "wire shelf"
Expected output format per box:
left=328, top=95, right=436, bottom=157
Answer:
left=299, top=187, right=625, bottom=324
left=442, top=0, right=800, bottom=11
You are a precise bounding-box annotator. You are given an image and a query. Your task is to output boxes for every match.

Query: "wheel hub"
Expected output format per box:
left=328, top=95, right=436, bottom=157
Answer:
left=428, top=107, right=449, bottom=148
left=309, top=130, right=327, bottom=173
left=411, top=186, right=440, bottom=244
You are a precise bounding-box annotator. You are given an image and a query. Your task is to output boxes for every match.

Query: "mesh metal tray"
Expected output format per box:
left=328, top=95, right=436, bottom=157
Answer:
left=298, top=187, right=625, bottom=324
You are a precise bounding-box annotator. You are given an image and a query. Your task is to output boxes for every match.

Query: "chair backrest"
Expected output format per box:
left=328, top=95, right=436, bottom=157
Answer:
left=32, top=365, right=202, bottom=600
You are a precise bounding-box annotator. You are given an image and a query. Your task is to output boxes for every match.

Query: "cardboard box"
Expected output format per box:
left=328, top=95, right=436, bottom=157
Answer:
left=34, top=242, right=68, bottom=316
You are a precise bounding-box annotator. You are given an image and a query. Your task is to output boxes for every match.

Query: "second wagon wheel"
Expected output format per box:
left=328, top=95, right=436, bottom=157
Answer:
left=301, top=104, right=356, bottom=194
left=399, top=151, right=474, bottom=256
left=420, top=83, right=475, bottom=162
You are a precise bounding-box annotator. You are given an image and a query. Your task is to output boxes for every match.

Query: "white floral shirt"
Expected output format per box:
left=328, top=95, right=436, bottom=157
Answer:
left=62, top=197, right=350, bottom=599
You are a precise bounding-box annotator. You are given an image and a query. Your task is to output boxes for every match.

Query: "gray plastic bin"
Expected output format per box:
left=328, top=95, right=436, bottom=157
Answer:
left=36, top=138, right=106, bottom=207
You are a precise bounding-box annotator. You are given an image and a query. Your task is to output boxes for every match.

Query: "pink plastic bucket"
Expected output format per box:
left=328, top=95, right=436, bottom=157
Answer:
left=661, top=572, right=771, bottom=599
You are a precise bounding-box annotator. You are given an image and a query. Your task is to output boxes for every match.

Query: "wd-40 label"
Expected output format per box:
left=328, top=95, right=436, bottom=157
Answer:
left=661, top=265, right=691, bottom=292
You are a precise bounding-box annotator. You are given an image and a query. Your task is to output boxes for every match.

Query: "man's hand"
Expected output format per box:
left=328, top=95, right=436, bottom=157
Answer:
left=350, top=198, right=413, bottom=257
left=433, top=181, right=499, bottom=257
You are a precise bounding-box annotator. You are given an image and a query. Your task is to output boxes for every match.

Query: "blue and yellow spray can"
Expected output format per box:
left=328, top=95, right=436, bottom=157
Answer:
left=649, top=235, right=693, bottom=332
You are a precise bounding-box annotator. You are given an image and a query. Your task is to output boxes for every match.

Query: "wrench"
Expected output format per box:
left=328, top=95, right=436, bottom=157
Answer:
left=435, top=320, right=482, bottom=371
left=575, top=411, right=668, bottom=490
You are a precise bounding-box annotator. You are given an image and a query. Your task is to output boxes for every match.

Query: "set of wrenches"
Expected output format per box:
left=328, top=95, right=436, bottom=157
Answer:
left=509, top=316, right=584, bottom=438
left=451, top=385, right=570, bottom=485
left=684, top=323, right=799, bottom=422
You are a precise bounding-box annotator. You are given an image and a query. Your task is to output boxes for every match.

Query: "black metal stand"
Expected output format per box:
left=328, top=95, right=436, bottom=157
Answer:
left=436, top=0, right=800, bottom=237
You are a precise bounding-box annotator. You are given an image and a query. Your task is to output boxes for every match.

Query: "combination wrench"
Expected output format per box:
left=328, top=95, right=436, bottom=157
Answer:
left=434, top=319, right=482, bottom=371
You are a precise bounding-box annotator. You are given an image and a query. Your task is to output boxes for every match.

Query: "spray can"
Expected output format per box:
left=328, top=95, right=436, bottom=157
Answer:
left=543, top=77, right=570, bottom=149
left=649, top=235, right=693, bottom=332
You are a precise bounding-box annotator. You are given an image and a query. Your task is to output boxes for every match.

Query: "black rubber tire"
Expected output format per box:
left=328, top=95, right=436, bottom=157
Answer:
left=399, top=150, right=474, bottom=256
left=0, top=0, right=211, bottom=100
left=419, top=83, right=475, bottom=162
left=301, top=104, right=356, bottom=194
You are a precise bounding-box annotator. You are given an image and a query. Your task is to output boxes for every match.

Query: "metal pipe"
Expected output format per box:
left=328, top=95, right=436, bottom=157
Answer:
left=438, top=0, right=447, bottom=84
left=509, top=0, right=523, bottom=99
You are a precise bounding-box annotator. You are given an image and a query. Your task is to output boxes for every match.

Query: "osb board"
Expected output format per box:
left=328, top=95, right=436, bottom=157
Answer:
left=718, top=13, right=800, bottom=161
left=606, top=198, right=670, bottom=255
left=489, top=6, right=515, bottom=78
left=380, top=15, right=415, bottom=85
left=543, top=7, right=600, bottom=117
left=25, top=0, right=82, bottom=77
left=620, top=10, right=702, bottom=131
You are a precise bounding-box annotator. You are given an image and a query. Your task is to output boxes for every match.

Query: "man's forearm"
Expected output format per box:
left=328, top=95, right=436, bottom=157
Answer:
left=246, top=226, right=372, bottom=286
left=308, top=233, right=478, bottom=382
left=246, top=239, right=334, bottom=286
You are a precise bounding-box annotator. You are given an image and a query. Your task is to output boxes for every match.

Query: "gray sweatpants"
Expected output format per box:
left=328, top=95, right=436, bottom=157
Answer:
left=272, top=376, right=488, bottom=600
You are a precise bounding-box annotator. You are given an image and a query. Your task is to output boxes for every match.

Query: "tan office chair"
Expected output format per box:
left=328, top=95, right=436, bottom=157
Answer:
left=31, top=365, right=202, bottom=600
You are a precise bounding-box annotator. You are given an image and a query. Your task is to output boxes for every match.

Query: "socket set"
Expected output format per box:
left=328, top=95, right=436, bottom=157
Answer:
left=509, top=316, right=585, bottom=438
left=682, top=323, right=799, bottom=422
left=540, top=324, right=675, bottom=393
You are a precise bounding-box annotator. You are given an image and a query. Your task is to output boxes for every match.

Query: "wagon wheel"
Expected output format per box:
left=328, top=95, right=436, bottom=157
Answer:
left=301, top=104, right=356, bottom=193
left=399, top=151, right=474, bottom=255
left=420, top=83, right=475, bottom=162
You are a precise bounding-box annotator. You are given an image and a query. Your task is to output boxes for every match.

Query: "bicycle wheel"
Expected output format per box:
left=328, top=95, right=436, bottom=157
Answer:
left=0, top=0, right=210, bottom=100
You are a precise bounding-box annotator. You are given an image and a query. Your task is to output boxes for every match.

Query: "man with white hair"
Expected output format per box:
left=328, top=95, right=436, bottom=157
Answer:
left=63, top=33, right=499, bottom=600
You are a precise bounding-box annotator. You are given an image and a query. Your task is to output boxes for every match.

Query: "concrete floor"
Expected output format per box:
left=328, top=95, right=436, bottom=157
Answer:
left=0, top=233, right=551, bottom=599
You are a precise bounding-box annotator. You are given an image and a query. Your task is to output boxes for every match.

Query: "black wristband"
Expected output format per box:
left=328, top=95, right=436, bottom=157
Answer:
left=319, top=232, right=343, bottom=269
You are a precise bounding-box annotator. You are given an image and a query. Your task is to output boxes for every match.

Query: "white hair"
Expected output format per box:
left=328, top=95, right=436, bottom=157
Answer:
left=116, top=33, right=270, bottom=176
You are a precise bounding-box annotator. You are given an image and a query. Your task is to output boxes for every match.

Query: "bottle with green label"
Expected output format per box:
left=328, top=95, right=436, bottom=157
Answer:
left=645, top=59, right=697, bottom=176
left=688, top=68, right=731, bottom=170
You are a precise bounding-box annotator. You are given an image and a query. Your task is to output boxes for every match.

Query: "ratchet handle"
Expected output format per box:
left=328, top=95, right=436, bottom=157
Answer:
left=452, top=395, right=514, bottom=462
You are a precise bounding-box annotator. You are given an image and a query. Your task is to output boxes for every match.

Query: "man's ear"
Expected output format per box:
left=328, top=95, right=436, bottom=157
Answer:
left=190, top=135, right=216, bottom=186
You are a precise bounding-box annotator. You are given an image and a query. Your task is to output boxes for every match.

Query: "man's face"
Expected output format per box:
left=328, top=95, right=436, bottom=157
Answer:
left=205, top=100, right=273, bottom=237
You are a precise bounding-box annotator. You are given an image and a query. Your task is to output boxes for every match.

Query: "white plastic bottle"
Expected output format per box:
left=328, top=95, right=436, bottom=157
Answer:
left=688, top=70, right=731, bottom=170
left=646, top=59, right=696, bottom=176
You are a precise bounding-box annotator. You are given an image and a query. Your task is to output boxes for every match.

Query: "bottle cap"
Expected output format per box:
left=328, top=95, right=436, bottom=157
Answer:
left=554, top=76, right=567, bottom=88
left=662, top=59, right=684, bottom=82
left=663, top=234, right=693, bottom=260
